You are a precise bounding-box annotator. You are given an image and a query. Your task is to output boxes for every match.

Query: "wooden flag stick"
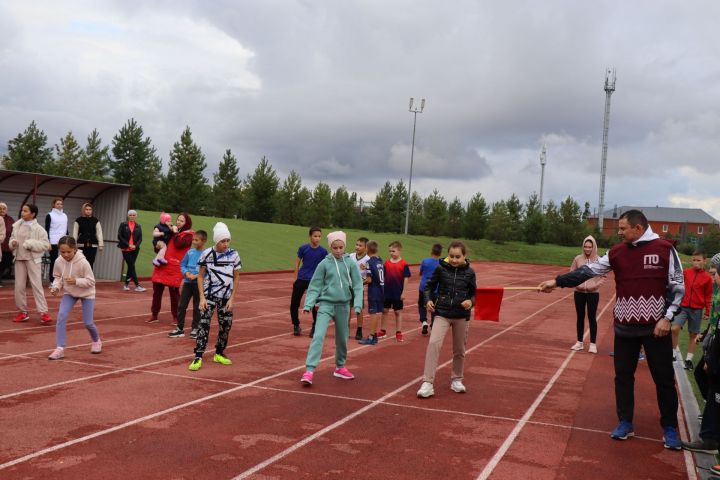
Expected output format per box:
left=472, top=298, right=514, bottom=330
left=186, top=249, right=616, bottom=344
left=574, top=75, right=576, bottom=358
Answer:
left=502, top=286, right=540, bottom=291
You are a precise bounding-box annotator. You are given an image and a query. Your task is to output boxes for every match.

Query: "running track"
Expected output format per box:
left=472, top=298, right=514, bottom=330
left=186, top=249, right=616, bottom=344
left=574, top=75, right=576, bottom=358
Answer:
left=0, top=262, right=699, bottom=479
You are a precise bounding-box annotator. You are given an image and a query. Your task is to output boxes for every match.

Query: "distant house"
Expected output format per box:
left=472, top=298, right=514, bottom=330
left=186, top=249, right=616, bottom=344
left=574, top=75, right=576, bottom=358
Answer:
left=587, top=206, right=719, bottom=242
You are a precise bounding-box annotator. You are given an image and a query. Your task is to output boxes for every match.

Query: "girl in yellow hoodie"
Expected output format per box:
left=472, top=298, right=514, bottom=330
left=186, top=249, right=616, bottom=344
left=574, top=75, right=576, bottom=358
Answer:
left=48, top=236, right=101, bottom=360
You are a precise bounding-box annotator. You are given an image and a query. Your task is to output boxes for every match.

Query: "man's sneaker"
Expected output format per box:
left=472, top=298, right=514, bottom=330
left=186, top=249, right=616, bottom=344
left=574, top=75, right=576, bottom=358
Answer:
left=293, top=325, right=301, bottom=336
left=570, top=341, right=583, bottom=351
left=168, top=329, right=184, bottom=338
left=682, top=438, right=719, bottom=454
left=188, top=358, right=202, bottom=371
left=146, top=316, right=159, bottom=324
left=684, top=359, right=694, bottom=370
left=213, top=353, right=232, bottom=365
left=451, top=379, right=467, bottom=393
left=588, top=343, right=598, bottom=354
left=377, top=329, right=387, bottom=340
left=333, top=367, right=355, bottom=380
left=359, top=335, right=378, bottom=345
left=134, top=285, right=146, bottom=292
left=123, top=283, right=130, bottom=291
left=300, top=370, right=314, bottom=385
left=417, top=381, right=434, bottom=398
left=663, top=426, right=682, bottom=450
left=91, top=340, right=102, bottom=354
left=13, top=311, right=30, bottom=323
left=421, top=322, right=429, bottom=336
left=48, top=347, right=64, bottom=360
left=355, top=328, right=363, bottom=341
left=395, top=331, right=404, bottom=342
left=189, top=329, right=198, bottom=339
left=40, top=313, right=52, bottom=323
left=610, top=420, right=634, bottom=440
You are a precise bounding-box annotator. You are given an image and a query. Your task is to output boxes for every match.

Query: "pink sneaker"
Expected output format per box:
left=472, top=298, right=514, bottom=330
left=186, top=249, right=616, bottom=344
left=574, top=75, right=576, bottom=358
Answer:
left=48, top=347, right=64, bottom=360
left=333, top=367, right=355, bottom=380
left=91, top=340, right=102, bottom=354
left=300, top=371, right=314, bottom=385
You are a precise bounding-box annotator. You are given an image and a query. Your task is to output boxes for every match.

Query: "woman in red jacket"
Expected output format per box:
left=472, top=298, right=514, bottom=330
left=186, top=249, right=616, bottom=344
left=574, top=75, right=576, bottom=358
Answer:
left=147, top=212, right=194, bottom=324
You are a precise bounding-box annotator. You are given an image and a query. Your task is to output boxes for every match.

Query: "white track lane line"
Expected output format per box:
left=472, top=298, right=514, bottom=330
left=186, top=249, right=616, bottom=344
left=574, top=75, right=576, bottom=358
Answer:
left=230, top=292, right=575, bottom=479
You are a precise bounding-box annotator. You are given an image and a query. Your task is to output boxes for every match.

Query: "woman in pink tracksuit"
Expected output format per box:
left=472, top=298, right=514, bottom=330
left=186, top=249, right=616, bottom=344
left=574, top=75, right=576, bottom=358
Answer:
left=569, top=235, right=606, bottom=353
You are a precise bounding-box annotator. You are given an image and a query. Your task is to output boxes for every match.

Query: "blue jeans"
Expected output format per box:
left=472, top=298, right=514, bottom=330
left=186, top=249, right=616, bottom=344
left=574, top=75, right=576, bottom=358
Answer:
left=55, top=295, right=99, bottom=347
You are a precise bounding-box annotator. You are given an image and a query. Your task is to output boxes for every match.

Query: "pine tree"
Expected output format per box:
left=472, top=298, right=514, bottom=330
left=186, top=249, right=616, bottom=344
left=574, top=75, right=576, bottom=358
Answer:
left=307, top=182, right=332, bottom=227
left=212, top=149, right=242, bottom=219
left=407, top=191, right=424, bottom=235
left=486, top=201, right=513, bottom=244
left=388, top=180, right=408, bottom=233
left=523, top=193, right=544, bottom=245
left=244, top=156, right=279, bottom=222
left=581, top=201, right=591, bottom=221
left=556, top=196, right=584, bottom=246
left=274, top=171, right=307, bottom=225
left=332, top=186, right=355, bottom=228
left=463, top=193, right=489, bottom=240
left=111, top=119, right=164, bottom=210
left=79, top=129, right=111, bottom=181
left=162, top=127, right=209, bottom=213
left=542, top=200, right=561, bottom=244
left=422, top=189, right=448, bottom=236
left=369, top=182, right=393, bottom=232
left=3, top=121, right=53, bottom=173
left=51, top=131, right=82, bottom=177
left=446, top=198, right=465, bottom=238
left=506, top=193, right=524, bottom=237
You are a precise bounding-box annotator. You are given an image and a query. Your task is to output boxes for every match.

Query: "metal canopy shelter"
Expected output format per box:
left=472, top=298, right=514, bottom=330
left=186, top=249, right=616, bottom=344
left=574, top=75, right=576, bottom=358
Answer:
left=0, top=169, right=131, bottom=280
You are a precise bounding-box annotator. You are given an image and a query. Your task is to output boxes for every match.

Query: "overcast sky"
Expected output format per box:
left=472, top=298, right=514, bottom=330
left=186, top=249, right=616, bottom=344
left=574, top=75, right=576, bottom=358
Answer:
left=1, top=0, right=719, bottom=219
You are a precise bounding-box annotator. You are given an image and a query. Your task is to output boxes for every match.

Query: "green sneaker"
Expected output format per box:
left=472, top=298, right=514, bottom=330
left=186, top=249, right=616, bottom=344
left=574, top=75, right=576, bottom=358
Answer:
left=213, top=353, right=232, bottom=365
left=188, top=358, right=202, bottom=371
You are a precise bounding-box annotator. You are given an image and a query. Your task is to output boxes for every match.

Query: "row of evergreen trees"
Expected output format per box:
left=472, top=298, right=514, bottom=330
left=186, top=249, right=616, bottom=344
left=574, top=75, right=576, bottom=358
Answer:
left=1, top=119, right=593, bottom=244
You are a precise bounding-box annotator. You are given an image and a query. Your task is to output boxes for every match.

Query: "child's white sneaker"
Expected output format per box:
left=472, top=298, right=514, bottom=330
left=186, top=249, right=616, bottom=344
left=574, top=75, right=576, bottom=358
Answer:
left=48, top=347, right=64, bottom=360
left=588, top=343, right=598, bottom=354
left=570, top=341, right=584, bottom=351
left=417, top=382, right=434, bottom=398
left=91, top=340, right=102, bottom=354
left=450, top=379, right=466, bottom=393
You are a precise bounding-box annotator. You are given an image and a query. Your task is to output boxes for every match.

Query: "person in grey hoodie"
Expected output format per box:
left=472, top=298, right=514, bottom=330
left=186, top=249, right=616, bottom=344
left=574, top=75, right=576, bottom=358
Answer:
left=570, top=235, right=606, bottom=353
left=300, top=231, right=364, bottom=386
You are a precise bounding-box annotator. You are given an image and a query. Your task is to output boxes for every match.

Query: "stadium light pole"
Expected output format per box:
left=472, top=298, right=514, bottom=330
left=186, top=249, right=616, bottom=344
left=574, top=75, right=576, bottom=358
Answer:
left=404, top=97, right=425, bottom=235
left=597, top=67, right=616, bottom=231
left=539, top=144, right=547, bottom=214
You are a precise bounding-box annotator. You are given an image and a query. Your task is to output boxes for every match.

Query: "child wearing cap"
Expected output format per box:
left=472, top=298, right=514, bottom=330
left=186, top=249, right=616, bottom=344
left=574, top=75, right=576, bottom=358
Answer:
left=152, top=212, right=176, bottom=267
left=300, top=231, right=364, bottom=386
left=188, top=222, right=242, bottom=371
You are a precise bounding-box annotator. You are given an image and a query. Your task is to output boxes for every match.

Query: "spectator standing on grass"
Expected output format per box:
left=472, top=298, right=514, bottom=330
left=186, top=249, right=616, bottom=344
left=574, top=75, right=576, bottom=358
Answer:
left=188, top=222, right=242, bottom=372
left=47, top=236, right=102, bottom=360
left=0, top=202, right=14, bottom=287
left=44, top=198, right=68, bottom=279
left=300, top=231, right=363, bottom=386
left=290, top=227, right=327, bottom=337
left=569, top=235, right=606, bottom=354
left=539, top=209, right=685, bottom=450
left=149, top=212, right=193, bottom=324
left=671, top=250, right=713, bottom=370
left=682, top=256, right=720, bottom=456
left=417, top=241, right=476, bottom=399
left=72, top=203, right=104, bottom=269
left=10, top=204, right=51, bottom=323
left=117, top=210, right=145, bottom=292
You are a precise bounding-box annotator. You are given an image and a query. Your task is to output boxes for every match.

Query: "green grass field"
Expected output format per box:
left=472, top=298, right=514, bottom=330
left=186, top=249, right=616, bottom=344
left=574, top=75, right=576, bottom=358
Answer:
left=130, top=210, right=584, bottom=277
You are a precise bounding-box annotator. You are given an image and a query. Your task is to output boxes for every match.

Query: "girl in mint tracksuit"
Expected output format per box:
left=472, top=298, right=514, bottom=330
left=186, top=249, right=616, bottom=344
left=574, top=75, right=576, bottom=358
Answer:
left=300, top=231, right=364, bottom=386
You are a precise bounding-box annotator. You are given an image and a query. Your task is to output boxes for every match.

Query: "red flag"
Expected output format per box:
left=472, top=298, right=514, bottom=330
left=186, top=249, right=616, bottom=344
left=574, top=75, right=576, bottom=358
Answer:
left=475, top=287, right=504, bottom=322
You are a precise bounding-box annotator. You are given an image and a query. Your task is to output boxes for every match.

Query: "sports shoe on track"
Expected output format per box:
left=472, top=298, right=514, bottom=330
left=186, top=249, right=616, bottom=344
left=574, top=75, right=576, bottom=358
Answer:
left=588, top=343, right=598, bottom=354
left=355, top=328, right=363, bottom=341
left=421, top=322, right=429, bottom=336
left=610, top=420, right=634, bottom=440
left=134, top=285, right=146, bottom=292
left=570, top=341, right=583, bottom=351
left=40, top=312, right=52, bottom=323
left=359, top=335, right=378, bottom=345
left=188, top=358, right=202, bottom=371
left=91, top=340, right=102, bottom=354
left=146, top=316, right=159, bottom=324
left=682, top=438, right=719, bottom=454
left=123, top=283, right=130, bottom=291
left=395, top=331, right=404, bottom=342
left=663, top=426, right=682, bottom=450
left=417, top=382, right=434, bottom=398
left=300, top=370, right=314, bottom=385
left=168, top=329, right=184, bottom=338
left=14, top=311, right=30, bottom=323
left=450, top=379, right=467, bottom=393
left=213, top=353, right=232, bottom=365
left=377, top=329, right=387, bottom=340
left=333, top=367, right=355, bottom=380
left=711, top=464, right=720, bottom=476
left=48, top=347, right=64, bottom=360
left=293, top=325, right=301, bottom=336
left=684, top=359, right=694, bottom=370
left=189, top=329, right=198, bottom=339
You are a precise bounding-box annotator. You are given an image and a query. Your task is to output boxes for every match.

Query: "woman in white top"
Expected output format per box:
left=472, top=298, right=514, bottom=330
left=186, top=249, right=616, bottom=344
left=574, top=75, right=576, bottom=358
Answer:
left=44, top=198, right=68, bottom=279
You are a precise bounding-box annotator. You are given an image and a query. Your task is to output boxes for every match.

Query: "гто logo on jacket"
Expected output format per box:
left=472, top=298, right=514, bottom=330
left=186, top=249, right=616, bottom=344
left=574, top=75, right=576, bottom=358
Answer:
left=643, top=254, right=662, bottom=270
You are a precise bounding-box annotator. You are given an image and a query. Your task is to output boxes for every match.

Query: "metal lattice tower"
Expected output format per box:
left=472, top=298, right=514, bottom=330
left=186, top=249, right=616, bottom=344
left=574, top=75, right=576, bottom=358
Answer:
left=539, top=144, right=547, bottom=214
left=597, top=67, right=616, bottom=231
